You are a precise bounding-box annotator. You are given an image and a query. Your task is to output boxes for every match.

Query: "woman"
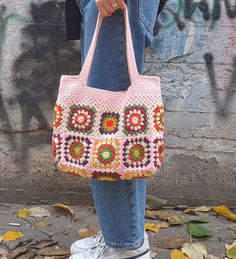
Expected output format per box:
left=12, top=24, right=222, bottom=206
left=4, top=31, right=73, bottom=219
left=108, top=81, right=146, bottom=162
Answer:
left=67, top=0, right=161, bottom=258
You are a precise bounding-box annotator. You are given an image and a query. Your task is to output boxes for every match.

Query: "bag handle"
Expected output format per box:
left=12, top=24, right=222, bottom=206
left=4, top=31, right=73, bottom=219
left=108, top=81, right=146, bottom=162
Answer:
left=79, top=4, right=139, bottom=86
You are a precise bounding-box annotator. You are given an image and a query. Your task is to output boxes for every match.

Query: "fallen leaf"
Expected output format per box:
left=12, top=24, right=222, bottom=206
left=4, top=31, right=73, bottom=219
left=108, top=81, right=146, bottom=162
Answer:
left=176, top=205, right=189, bottom=210
left=144, top=222, right=169, bottom=233
left=205, top=255, right=220, bottom=259
left=195, top=206, right=212, bottom=212
left=0, top=231, right=24, bottom=241
left=146, top=194, right=167, bottom=210
left=10, top=246, right=28, bottom=258
left=156, top=236, right=190, bottom=249
left=35, top=220, right=50, bottom=228
left=150, top=210, right=181, bottom=223
left=171, top=217, right=210, bottom=226
left=212, top=205, right=236, bottom=222
left=17, top=208, right=31, bottom=219
left=30, top=240, right=58, bottom=249
left=17, top=249, right=36, bottom=259
left=171, top=249, right=190, bottom=259
left=0, top=249, right=9, bottom=259
left=150, top=250, right=158, bottom=258
left=182, top=242, right=208, bottom=259
left=28, top=207, right=51, bottom=218
left=183, top=208, right=200, bottom=215
left=37, top=246, right=70, bottom=256
left=52, top=204, right=74, bottom=215
left=187, top=223, right=213, bottom=237
left=145, top=210, right=158, bottom=219
left=79, top=228, right=99, bottom=238
left=226, top=241, right=236, bottom=258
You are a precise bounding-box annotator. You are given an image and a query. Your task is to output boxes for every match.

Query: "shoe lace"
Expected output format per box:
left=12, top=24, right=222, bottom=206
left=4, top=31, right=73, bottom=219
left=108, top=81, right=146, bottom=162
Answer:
left=89, top=233, right=109, bottom=259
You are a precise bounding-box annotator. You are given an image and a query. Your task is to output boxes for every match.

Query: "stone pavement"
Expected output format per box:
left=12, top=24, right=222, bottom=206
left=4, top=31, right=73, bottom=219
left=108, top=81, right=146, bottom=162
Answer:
left=0, top=203, right=236, bottom=258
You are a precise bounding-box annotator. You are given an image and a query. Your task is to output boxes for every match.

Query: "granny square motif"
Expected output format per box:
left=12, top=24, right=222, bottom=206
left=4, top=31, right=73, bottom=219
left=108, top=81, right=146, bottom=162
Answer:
left=51, top=5, right=164, bottom=181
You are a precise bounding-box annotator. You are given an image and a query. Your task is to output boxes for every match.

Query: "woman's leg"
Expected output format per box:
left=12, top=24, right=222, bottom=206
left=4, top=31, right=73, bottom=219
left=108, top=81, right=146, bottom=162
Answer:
left=77, top=0, right=156, bottom=249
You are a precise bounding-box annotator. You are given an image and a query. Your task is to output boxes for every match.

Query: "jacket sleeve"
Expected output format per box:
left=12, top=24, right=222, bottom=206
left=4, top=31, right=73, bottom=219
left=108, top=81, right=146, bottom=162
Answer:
left=65, top=0, right=82, bottom=41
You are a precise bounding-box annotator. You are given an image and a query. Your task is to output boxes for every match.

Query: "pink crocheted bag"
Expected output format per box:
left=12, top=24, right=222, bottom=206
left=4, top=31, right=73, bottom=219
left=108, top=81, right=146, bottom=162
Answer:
left=51, top=5, right=164, bottom=181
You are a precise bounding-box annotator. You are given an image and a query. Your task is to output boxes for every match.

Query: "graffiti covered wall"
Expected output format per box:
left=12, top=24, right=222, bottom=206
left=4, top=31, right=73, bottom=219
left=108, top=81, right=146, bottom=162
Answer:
left=147, top=0, right=236, bottom=205
left=0, top=0, right=235, bottom=205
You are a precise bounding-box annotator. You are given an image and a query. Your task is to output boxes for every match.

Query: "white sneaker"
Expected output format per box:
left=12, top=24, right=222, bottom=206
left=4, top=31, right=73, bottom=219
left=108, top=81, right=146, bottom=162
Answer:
left=70, top=230, right=104, bottom=255
left=70, top=230, right=149, bottom=255
left=69, top=231, right=150, bottom=259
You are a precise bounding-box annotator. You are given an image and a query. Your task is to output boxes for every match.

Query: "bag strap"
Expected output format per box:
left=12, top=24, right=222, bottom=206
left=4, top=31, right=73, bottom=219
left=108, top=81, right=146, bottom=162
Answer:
left=79, top=4, right=139, bottom=86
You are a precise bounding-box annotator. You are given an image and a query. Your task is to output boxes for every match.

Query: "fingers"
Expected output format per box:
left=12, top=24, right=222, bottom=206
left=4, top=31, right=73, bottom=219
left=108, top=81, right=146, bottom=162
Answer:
left=95, top=0, right=126, bottom=17
left=96, top=0, right=112, bottom=17
left=116, top=0, right=126, bottom=9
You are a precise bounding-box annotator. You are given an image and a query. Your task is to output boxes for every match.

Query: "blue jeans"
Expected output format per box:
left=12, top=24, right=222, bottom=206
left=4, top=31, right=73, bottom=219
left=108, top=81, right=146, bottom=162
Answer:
left=76, top=0, right=160, bottom=249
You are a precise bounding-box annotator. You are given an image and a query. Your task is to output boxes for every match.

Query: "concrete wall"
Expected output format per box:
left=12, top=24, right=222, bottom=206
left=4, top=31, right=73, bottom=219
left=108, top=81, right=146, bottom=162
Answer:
left=0, top=0, right=235, bottom=206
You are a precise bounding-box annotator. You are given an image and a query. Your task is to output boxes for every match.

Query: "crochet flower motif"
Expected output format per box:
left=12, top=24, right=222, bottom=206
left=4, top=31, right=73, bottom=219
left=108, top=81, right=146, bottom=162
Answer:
left=66, top=104, right=96, bottom=134
left=123, top=137, right=151, bottom=168
left=123, top=105, right=148, bottom=136
left=51, top=133, right=62, bottom=162
left=99, top=112, right=120, bottom=135
left=92, top=139, right=120, bottom=169
left=64, top=135, right=91, bottom=166
left=53, top=104, right=63, bottom=129
left=154, top=105, right=164, bottom=132
left=153, top=137, right=164, bottom=168
left=92, top=171, right=121, bottom=181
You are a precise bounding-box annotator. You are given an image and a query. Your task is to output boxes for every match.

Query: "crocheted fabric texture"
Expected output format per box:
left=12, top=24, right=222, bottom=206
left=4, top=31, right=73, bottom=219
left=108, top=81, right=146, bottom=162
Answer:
left=52, top=81, right=164, bottom=181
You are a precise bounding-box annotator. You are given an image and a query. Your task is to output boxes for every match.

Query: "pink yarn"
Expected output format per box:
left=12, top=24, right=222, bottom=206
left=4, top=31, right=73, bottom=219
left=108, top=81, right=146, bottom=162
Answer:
left=51, top=4, right=164, bottom=181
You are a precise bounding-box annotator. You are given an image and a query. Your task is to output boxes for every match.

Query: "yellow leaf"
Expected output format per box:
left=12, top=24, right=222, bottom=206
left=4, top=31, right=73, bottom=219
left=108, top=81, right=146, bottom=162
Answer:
left=183, top=208, right=200, bottom=215
left=171, top=249, right=190, bottom=259
left=144, top=222, right=169, bottom=233
left=17, top=208, right=31, bottom=219
left=212, top=205, right=236, bottom=222
left=79, top=228, right=99, bottom=238
left=52, top=203, right=74, bottom=215
left=0, top=231, right=24, bottom=241
left=195, top=206, right=212, bottom=212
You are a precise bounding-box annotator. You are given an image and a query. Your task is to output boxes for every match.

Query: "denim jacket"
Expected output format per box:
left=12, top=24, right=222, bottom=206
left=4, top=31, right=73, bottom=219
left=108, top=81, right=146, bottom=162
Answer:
left=65, top=0, right=168, bottom=42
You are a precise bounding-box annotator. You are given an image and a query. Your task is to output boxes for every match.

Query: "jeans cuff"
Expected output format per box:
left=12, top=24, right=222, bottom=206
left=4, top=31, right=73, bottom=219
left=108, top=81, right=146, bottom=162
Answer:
left=104, top=233, right=144, bottom=250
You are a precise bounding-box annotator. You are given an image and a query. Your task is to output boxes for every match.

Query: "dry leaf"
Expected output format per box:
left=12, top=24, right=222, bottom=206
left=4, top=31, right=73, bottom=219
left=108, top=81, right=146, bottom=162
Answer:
left=144, top=222, right=169, bottom=233
left=37, top=247, right=70, bottom=256
left=150, top=250, right=158, bottom=258
left=176, top=205, right=189, bottom=210
left=225, top=241, right=236, bottom=258
left=0, top=231, right=24, bottom=241
left=147, top=210, right=181, bottom=223
left=10, top=246, right=28, bottom=258
left=156, top=236, right=190, bottom=249
left=182, top=242, right=208, bottom=259
left=183, top=208, right=200, bottom=215
left=30, top=240, right=58, bottom=249
left=212, top=205, right=236, bottom=222
left=35, top=220, right=50, bottom=228
left=205, top=255, right=220, bottom=259
left=195, top=206, right=212, bottom=212
left=171, top=249, right=190, bottom=259
left=52, top=204, right=74, bottom=215
left=0, top=249, right=10, bottom=259
left=17, top=208, right=31, bottom=219
left=28, top=207, right=51, bottom=218
left=79, top=228, right=99, bottom=238
left=145, top=210, right=158, bottom=219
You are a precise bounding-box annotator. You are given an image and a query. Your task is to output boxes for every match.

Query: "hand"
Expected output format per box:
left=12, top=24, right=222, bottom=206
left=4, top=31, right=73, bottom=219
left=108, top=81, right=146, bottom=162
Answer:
left=95, top=0, right=126, bottom=17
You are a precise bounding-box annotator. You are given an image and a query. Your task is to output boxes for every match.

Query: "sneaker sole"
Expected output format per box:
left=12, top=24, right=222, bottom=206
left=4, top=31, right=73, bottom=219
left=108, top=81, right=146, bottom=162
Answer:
left=124, top=249, right=150, bottom=259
